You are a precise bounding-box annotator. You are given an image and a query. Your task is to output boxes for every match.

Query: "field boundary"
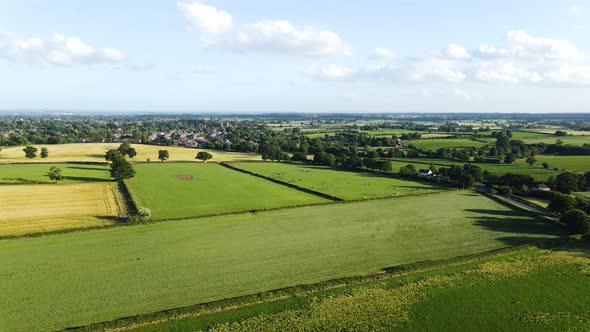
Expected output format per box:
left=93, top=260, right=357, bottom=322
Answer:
left=62, top=239, right=567, bottom=332
left=220, top=161, right=345, bottom=201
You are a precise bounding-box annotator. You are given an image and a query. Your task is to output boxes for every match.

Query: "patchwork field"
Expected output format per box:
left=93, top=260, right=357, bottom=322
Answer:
left=407, top=138, right=487, bottom=151
left=0, top=163, right=112, bottom=184
left=149, top=243, right=590, bottom=331
left=0, top=182, right=126, bottom=236
left=0, top=190, right=562, bottom=331
left=529, top=155, right=590, bottom=173
left=125, top=163, right=328, bottom=220
left=0, top=143, right=260, bottom=163
left=230, top=162, right=446, bottom=200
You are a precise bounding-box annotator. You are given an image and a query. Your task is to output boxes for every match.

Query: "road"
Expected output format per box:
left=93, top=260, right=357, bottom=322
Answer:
left=474, top=184, right=559, bottom=221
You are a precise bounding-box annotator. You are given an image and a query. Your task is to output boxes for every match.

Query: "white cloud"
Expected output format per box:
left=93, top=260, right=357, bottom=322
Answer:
left=0, top=30, right=127, bottom=66
left=232, top=20, right=349, bottom=56
left=453, top=88, right=471, bottom=100
left=370, top=47, right=396, bottom=60
left=475, top=62, right=543, bottom=83
left=545, top=64, right=590, bottom=85
left=445, top=43, right=471, bottom=60
left=305, top=64, right=353, bottom=79
left=177, top=1, right=232, bottom=35
left=408, top=57, right=466, bottom=82
left=570, top=5, right=582, bottom=15
left=477, top=30, right=583, bottom=62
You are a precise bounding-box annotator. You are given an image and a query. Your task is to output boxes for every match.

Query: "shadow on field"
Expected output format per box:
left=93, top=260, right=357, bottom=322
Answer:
left=1, top=177, right=38, bottom=184
left=96, top=215, right=126, bottom=223
left=86, top=154, right=106, bottom=158
left=64, top=176, right=111, bottom=182
left=465, top=208, right=529, bottom=217
left=67, top=166, right=108, bottom=171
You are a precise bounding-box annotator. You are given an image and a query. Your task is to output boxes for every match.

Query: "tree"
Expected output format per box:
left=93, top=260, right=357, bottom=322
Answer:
left=560, top=209, right=590, bottom=234
left=127, top=147, right=137, bottom=159
left=158, top=150, right=169, bottom=162
left=461, top=174, right=475, bottom=189
left=136, top=207, right=152, bottom=223
left=504, top=153, right=516, bottom=164
left=555, top=172, right=583, bottom=194
left=105, top=149, right=119, bottom=162
left=526, top=156, right=537, bottom=166
left=196, top=151, right=213, bottom=163
left=117, top=142, right=137, bottom=159
left=40, top=147, right=49, bottom=158
left=23, top=146, right=38, bottom=159
left=542, top=162, right=549, bottom=169
left=548, top=194, right=575, bottom=214
left=109, top=151, right=135, bottom=180
left=47, top=166, right=63, bottom=184
left=399, top=164, right=417, bottom=176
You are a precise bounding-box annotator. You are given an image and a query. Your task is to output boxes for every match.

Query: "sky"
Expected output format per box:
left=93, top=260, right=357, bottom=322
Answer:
left=0, top=0, right=589, bottom=113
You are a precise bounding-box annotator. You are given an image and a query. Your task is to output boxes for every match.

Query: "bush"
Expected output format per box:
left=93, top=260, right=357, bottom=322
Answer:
left=560, top=209, right=590, bottom=234
left=129, top=207, right=152, bottom=223
left=498, top=186, right=512, bottom=196
left=548, top=194, right=575, bottom=214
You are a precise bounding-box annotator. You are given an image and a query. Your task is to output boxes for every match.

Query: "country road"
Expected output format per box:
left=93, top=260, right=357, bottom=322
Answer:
left=474, top=184, right=559, bottom=221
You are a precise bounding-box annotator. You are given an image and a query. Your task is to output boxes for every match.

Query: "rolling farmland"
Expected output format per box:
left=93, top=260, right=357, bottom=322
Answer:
left=407, top=138, right=488, bottom=151
left=0, top=182, right=126, bottom=236
left=230, top=162, right=446, bottom=200
left=531, top=155, right=590, bottom=173
left=125, top=163, right=329, bottom=220
left=0, top=163, right=112, bottom=184
left=0, top=143, right=260, bottom=163
left=0, top=190, right=562, bottom=331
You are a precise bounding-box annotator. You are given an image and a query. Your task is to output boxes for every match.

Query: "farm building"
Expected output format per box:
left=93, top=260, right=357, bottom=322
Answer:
left=418, top=169, right=435, bottom=177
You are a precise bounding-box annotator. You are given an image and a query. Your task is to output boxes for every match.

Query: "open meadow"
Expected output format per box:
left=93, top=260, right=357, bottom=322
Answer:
left=0, top=163, right=112, bottom=184
left=407, top=138, right=488, bottom=151
left=147, top=242, right=590, bottom=332
left=125, top=163, right=328, bottom=220
left=0, top=190, right=562, bottom=331
left=230, top=162, right=446, bottom=200
left=0, top=182, right=126, bottom=236
left=529, top=155, right=590, bottom=173
left=0, top=143, right=260, bottom=163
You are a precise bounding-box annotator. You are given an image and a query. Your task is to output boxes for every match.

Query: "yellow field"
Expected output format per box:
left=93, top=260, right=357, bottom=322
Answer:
left=0, top=143, right=261, bottom=163
left=0, top=182, right=127, bottom=236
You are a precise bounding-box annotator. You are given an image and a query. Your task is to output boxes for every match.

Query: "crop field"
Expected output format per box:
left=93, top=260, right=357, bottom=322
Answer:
left=150, top=243, right=590, bottom=331
left=125, top=163, right=328, bottom=220
left=529, top=155, right=590, bottom=173
left=0, top=143, right=260, bottom=163
left=520, top=135, right=590, bottom=146
left=0, top=163, right=112, bottom=184
left=0, top=182, right=126, bottom=236
left=230, top=162, right=446, bottom=200
left=0, top=190, right=562, bottom=331
left=386, top=158, right=561, bottom=180
left=407, top=138, right=488, bottom=151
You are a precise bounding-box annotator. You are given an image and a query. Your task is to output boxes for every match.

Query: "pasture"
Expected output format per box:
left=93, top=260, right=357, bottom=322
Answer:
left=0, top=182, right=126, bottom=236
left=156, top=243, right=589, bottom=332
left=0, top=143, right=260, bottom=163
left=125, top=163, right=328, bottom=220
left=230, top=162, right=446, bottom=200
left=407, top=138, right=487, bottom=151
left=0, top=163, right=112, bottom=184
left=0, top=190, right=562, bottom=331
left=529, top=155, right=590, bottom=173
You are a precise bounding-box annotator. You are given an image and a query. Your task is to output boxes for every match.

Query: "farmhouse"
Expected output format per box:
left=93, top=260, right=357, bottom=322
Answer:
left=418, top=169, right=435, bottom=177
left=532, top=183, right=551, bottom=191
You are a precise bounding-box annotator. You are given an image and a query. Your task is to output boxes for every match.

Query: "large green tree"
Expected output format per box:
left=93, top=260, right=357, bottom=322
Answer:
left=108, top=151, right=135, bottom=180
left=47, top=166, right=63, bottom=184
left=196, top=151, right=213, bottom=163
left=158, top=150, right=169, bottom=162
left=23, top=146, right=38, bottom=159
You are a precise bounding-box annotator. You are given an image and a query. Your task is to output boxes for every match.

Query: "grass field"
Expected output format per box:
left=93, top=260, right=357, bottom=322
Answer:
left=408, top=138, right=487, bottom=151
left=519, top=135, right=590, bottom=146
left=0, top=163, right=112, bottom=184
left=0, top=182, right=126, bottom=236
left=125, top=163, right=328, bottom=220
left=149, top=243, right=589, bottom=331
left=0, top=190, right=562, bottom=331
left=229, top=162, right=446, bottom=200
left=528, top=155, right=590, bottom=173
left=0, top=143, right=260, bottom=163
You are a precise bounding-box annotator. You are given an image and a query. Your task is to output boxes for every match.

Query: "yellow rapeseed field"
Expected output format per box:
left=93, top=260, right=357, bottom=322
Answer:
left=0, top=182, right=127, bottom=236
left=0, top=143, right=261, bottom=163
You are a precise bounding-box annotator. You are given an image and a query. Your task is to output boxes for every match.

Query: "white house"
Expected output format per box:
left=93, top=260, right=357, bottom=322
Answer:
left=418, top=169, right=434, bottom=177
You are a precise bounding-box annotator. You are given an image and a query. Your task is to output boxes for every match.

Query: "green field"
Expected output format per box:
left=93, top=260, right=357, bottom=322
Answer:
left=530, top=155, right=590, bottom=173
left=125, top=163, right=328, bottom=220
left=408, top=138, right=487, bottom=151
left=0, top=191, right=562, bottom=331
left=0, top=163, right=112, bottom=184
left=149, top=243, right=589, bottom=332
left=229, top=162, right=446, bottom=200
left=520, top=135, right=590, bottom=146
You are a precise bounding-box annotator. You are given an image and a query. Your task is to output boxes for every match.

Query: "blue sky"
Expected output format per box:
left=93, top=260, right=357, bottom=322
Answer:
left=0, top=0, right=588, bottom=113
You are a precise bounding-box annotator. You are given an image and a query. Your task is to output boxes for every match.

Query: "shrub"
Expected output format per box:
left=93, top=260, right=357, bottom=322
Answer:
left=137, top=207, right=152, bottom=223
left=560, top=209, right=590, bottom=234
left=548, top=194, right=575, bottom=214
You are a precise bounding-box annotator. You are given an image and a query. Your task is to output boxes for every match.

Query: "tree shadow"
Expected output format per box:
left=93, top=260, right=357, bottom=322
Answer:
left=1, top=177, right=39, bottom=184
left=66, top=166, right=108, bottom=171
left=63, top=176, right=112, bottom=182
left=86, top=154, right=106, bottom=158
left=465, top=209, right=530, bottom=217
left=95, top=215, right=126, bottom=223
left=472, top=215, right=562, bottom=236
